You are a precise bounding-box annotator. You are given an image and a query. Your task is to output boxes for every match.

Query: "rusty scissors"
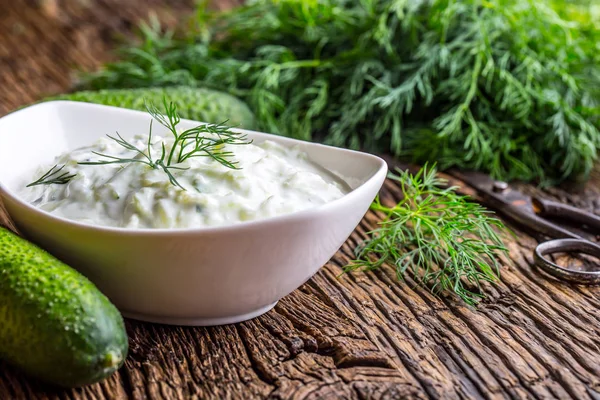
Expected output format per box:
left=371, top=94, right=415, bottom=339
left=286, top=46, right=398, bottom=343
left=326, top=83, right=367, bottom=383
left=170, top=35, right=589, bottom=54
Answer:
left=449, top=170, right=600, bottom=284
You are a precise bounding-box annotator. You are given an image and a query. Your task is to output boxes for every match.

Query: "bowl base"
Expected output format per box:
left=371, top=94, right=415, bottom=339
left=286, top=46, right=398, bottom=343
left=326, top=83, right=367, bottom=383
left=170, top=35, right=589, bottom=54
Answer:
left=120, top=301, right=278, bottom=326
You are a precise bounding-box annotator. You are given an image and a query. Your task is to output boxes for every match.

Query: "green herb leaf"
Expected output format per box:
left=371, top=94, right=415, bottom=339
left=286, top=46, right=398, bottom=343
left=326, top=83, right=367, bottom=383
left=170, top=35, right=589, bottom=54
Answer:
left=27, top=164, right=76, bottom=187
left=145, top=97, right=252, bottom=167
left=347, top=165, right=508, bottom=305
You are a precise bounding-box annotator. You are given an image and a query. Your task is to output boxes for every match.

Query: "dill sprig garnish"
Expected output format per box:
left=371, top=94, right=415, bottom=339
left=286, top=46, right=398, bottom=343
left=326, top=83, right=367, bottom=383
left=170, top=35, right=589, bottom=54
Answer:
left=79, top=129, right=158, bottom=169
left=28, top=98, right=252, bottom=190
left=27, top=165, right=77, bottom=187
left=144, top=99, right=252, bottom=168
left=82, top=0, right=600, bottom=184
left=77, top=120, right=191, bottom=190
left=347, top=165, right=508, bottom=305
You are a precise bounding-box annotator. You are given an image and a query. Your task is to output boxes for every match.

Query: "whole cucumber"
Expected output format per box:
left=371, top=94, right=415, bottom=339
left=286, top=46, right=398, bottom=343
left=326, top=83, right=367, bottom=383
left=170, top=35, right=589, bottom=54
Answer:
left=0, top=227, right=128, bottom=387
left=49, top=86, right=258, bottom=130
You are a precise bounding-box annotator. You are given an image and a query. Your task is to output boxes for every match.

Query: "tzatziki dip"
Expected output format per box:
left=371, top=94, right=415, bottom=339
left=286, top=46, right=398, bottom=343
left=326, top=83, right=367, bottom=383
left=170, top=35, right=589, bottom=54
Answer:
left=20, top=132, right=347, bottom=229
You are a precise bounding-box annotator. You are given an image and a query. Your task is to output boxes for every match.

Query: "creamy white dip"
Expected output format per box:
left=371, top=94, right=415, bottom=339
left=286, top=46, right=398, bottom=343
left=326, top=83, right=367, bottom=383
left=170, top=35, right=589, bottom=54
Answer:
left=21, top=134, right=347, bottom=229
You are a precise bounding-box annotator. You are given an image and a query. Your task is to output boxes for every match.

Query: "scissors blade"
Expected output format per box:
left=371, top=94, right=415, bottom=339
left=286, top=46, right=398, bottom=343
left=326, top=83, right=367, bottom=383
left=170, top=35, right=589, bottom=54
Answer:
left=446, top=169, right=533, bottom=208
left=446, top=169, right=583, bottom=240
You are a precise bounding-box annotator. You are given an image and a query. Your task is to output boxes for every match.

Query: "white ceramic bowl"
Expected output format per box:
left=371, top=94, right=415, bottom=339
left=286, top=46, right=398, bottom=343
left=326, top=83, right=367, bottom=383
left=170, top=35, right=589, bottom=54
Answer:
left=0, top=101, right=387, bottom=326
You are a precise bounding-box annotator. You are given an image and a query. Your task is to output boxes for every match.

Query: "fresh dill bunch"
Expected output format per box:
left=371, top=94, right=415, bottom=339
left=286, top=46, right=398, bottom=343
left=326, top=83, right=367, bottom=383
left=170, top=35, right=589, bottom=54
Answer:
left=82, top=0, right=600, bottom=184
left=347, top=165, right=508, bottom=305
left=29, top=98, right=251, bottom=190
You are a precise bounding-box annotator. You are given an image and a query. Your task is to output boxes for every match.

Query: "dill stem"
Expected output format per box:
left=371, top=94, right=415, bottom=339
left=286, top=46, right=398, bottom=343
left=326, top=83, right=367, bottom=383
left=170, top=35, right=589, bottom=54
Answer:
left=166, top=135, right=180, bottom=166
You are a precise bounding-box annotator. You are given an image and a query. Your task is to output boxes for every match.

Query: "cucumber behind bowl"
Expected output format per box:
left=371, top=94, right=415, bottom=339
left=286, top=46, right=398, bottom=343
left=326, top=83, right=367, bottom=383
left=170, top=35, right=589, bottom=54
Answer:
left=48, top=86, right=258, bottom=130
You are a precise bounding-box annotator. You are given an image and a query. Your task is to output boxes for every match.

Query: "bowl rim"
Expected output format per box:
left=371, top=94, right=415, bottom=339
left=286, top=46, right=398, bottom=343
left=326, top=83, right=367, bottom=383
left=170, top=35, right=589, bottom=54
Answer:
left=0, top=101, right=388, bottom=236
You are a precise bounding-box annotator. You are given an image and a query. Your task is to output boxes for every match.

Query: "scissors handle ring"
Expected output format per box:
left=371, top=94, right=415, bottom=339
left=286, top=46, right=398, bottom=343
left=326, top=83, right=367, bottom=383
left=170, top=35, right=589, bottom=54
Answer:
left=534, top=239, right=600, bottom=285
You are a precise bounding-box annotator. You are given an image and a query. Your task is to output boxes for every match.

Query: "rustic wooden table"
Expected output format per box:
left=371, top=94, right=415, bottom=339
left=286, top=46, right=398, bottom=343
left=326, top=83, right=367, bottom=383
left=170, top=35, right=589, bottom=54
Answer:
left=1, top=1, right=600, bottom=399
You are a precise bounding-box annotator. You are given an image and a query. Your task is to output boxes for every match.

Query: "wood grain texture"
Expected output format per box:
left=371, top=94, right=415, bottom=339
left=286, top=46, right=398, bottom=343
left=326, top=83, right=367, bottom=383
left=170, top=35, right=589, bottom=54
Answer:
left=1, top=1, right=600, bottom=399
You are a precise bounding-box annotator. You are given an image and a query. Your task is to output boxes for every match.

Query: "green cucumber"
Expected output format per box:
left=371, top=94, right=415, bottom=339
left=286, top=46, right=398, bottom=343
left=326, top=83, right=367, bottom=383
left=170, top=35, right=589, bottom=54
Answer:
left=48, top=86, right=258, bottom=129
left=0, top=227, right=128, bottom=387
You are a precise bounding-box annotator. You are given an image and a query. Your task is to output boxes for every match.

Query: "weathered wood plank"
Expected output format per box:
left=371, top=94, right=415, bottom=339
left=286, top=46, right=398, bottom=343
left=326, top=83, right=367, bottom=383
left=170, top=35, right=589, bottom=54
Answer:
left=1, top=1, right=600, bottom=399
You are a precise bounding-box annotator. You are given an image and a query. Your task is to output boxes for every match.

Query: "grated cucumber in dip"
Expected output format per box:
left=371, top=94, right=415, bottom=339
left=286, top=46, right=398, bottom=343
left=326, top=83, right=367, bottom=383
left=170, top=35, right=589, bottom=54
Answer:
left=20, top=134, right=347, bottom=229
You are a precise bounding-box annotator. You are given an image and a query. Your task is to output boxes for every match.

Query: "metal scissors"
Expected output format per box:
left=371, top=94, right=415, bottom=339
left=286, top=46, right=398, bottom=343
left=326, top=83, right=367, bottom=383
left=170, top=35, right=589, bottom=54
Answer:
left=448, top=170, right=600, bottom=284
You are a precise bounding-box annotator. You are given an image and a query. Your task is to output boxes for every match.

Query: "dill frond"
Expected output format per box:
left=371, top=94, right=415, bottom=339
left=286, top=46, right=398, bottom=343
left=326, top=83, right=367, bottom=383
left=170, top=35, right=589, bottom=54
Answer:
left=347, top=165, right=508, bottom=305
left=27, top=165, right=77, bottom=187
